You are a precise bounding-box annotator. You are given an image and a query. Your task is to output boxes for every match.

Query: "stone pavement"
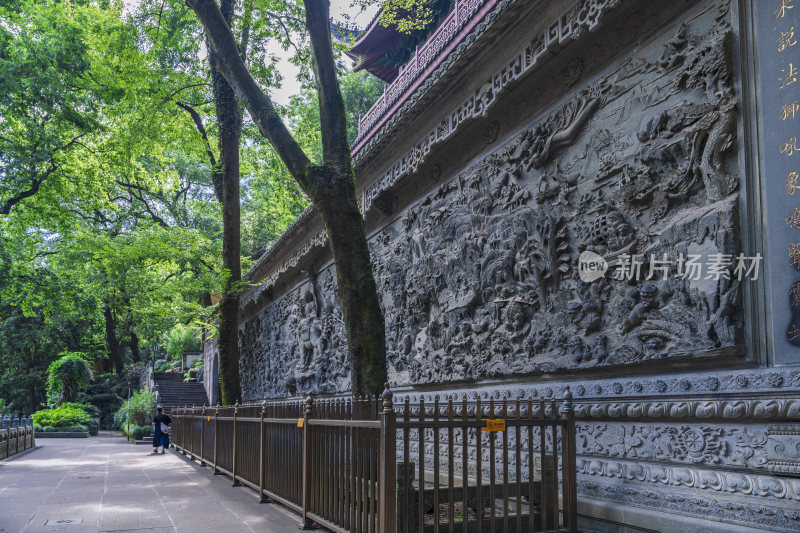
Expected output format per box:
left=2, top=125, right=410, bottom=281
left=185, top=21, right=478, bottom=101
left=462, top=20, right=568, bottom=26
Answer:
left=0, top=432, right=300, bottom=533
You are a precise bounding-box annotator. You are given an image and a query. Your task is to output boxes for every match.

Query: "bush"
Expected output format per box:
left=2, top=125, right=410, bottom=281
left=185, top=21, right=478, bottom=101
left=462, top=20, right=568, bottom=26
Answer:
left=83, top=373, right=124, bottom=429
left=184, top=358, right=203, bottom=381
left=113, top=390, right=156, bottom=429
left=46, top=352, right=93, bottom=407
left=123, top=362, right=147, bottom=386
left=122, top=424, right=153, bottom=441
left=165, top=324, right=201, bottom=360
left=33, top=403, right=93, bottom=429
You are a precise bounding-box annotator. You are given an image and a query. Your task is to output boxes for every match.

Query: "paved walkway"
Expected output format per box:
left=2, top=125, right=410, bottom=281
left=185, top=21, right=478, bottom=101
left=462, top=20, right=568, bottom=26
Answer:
left=0, top=432, right=300, bottom=533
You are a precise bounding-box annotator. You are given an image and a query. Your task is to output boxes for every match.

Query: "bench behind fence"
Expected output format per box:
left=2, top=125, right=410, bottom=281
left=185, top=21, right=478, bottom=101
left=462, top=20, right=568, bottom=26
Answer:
left=173, top=386, right=576, bottom=533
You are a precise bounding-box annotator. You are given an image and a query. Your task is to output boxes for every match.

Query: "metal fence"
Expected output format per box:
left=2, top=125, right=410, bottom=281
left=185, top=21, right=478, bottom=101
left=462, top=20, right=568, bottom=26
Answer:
left=0, top=423, right=35, bottom=461
left=172, top=386, right=577, bottom=533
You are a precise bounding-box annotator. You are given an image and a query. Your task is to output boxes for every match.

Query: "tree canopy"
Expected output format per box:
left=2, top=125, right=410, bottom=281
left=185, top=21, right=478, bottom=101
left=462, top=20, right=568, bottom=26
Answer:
left=0, top=0, right=385, bottom=412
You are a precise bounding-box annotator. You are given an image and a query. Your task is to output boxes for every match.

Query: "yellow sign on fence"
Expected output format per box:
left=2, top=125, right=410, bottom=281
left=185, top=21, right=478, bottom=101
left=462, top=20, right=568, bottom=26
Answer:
left=481, top=419, right=506, bottom=432
left=297, top=417, right=305, bottom=428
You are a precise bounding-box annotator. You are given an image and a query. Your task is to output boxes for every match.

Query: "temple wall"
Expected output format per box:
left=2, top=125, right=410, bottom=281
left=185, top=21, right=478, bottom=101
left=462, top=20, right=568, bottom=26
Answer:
left=235, top=0, right=800, bottom=530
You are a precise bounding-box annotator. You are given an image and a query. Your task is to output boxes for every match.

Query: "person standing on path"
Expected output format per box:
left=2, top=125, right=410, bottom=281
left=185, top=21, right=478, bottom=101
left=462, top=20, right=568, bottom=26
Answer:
left=151, top=406, right=171, bottom=454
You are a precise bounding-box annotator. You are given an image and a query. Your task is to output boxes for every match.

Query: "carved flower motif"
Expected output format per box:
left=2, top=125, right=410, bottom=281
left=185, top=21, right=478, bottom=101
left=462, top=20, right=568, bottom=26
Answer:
left=590, top=384, right=603, bottom=395
left=701, top=376, right=720, bottom=391
left=767, top=373, right=783, bottom=387
left=633, top=382, right=644, bottom=393
left=735, top=375, right=749, bottom=388
left=575, top=384, right=586, bottom=396
left=543, top=387, right=554, bottom=398
left=611, top=382, right=623, bottom=394
left=655, top=380, right=667, bottom=392
left=679, top=379, right=691, bottom=391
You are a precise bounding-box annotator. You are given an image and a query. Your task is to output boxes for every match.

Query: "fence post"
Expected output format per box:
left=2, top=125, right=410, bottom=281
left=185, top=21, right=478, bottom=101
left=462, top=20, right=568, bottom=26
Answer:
left=259, top=399, right=271, bottom=503
left=300, top=393, right=313, bottom=530
left=561, top=386, right=578, bottom=533
left=188, top=405, right=194, bottom=457
left=213, top=403, right=221, bottom=474
left=200, top=406, right=206, bottom=466
left=232, top=401, right=241, bottom=486
left=181, top=408, right=187, bottom=452
left=379, top=384, right=397, bottom=533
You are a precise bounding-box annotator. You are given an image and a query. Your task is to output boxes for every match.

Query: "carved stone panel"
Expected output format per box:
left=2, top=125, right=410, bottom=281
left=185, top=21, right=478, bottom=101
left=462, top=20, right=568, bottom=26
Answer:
left=240, top=2, right=743, bottom=399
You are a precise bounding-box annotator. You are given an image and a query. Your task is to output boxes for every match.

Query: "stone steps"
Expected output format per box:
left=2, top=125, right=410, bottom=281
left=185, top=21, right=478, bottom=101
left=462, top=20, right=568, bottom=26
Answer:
left=153, top=373, right=209, bottom=413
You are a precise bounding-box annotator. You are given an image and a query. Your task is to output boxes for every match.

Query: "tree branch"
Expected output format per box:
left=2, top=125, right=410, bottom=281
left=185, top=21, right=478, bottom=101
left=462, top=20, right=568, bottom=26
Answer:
left=304, top=0, right=350, bottom=172
left=176, top=101, right=223, bottom=200
left=0, top=161, right=57, bottom=215
left=187, top=0, right=312, bottom=192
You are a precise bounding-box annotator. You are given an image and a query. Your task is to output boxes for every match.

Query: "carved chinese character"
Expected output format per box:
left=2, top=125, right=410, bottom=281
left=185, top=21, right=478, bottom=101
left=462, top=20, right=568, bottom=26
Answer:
left=787, top=207, right=800, bottom=228
left=780, top=63, right=799, bottom=88
left=788, top=323, right=800, bottom=341
left=787, top=171, right=800, bottom=194
left=788, top=242, right=800, bottom=269
left=781, top=101, right=800, bottom=120
left=791, top=281, right=800, bottom=306
left=781, top=137, right=800, bottom=156
left=776, top=0, right=794, bottom=19
left=778, top=27, right=797, bottom=51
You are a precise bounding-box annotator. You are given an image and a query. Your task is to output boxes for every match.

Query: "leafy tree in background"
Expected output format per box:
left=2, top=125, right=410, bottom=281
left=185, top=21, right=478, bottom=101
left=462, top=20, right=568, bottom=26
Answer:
left=46, top=352, right=93, bottom=407
left=0, top=0, right=390, bottom=411
left=164, top=324, right=202, bottom=361
left=0, top=1, right=100, bottom=215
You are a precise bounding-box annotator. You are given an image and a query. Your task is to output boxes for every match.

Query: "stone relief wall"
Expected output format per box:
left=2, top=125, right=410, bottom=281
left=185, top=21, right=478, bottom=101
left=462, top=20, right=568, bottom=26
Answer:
left=237, top=1, right=800, bottom=529
left=241, top=1, right=742, bottom=398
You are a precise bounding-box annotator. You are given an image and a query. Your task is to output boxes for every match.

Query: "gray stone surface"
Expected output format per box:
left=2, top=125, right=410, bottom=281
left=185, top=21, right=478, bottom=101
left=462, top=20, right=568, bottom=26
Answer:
left=240, top=0, right=742, bottom=399
left=0, top=432, right=300, bottom=533
left=229, top=0, right=800, bottom=531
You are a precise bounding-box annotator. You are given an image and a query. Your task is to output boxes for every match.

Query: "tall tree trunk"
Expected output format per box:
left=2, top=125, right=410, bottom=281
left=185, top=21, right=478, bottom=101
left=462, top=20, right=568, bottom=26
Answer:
left=313, top=169, right=386, bottom=395
left=189, top=0, right=388, bottom=396
left=130, top=331, right=140, bottom=363
left=27, top=381, right=36, bottom=414
left=104, top=304, right=124, bottom=374
left=210, top=0, right=242, bottom=405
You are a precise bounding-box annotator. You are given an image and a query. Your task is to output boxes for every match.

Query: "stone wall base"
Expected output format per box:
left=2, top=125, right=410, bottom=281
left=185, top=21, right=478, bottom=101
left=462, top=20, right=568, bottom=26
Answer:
left=578, top=496, right=770, bottom=533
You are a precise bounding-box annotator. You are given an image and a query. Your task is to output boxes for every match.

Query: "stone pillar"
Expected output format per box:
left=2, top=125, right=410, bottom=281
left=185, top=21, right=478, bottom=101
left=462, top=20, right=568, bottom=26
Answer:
left=21, top=415, right=27, bottom=428
left=1, top=415, right=8, bottom=430
left=12, top=415, right=19, bottom=429
left=29, top=415, right=34, bottom=428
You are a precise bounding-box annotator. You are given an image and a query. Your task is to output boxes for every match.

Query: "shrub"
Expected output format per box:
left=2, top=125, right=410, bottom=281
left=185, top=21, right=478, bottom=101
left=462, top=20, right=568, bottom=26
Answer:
left=123, top=362, right=147, bottom=386
left=122, top=424, right=153, bottom=441
left=33, top=403, right=93, bottom=429
left=165, top=324, right=201, bottom=360
left=46, top=352, right=93, bottom=407
left=113, top=390, right=156, bottom=429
